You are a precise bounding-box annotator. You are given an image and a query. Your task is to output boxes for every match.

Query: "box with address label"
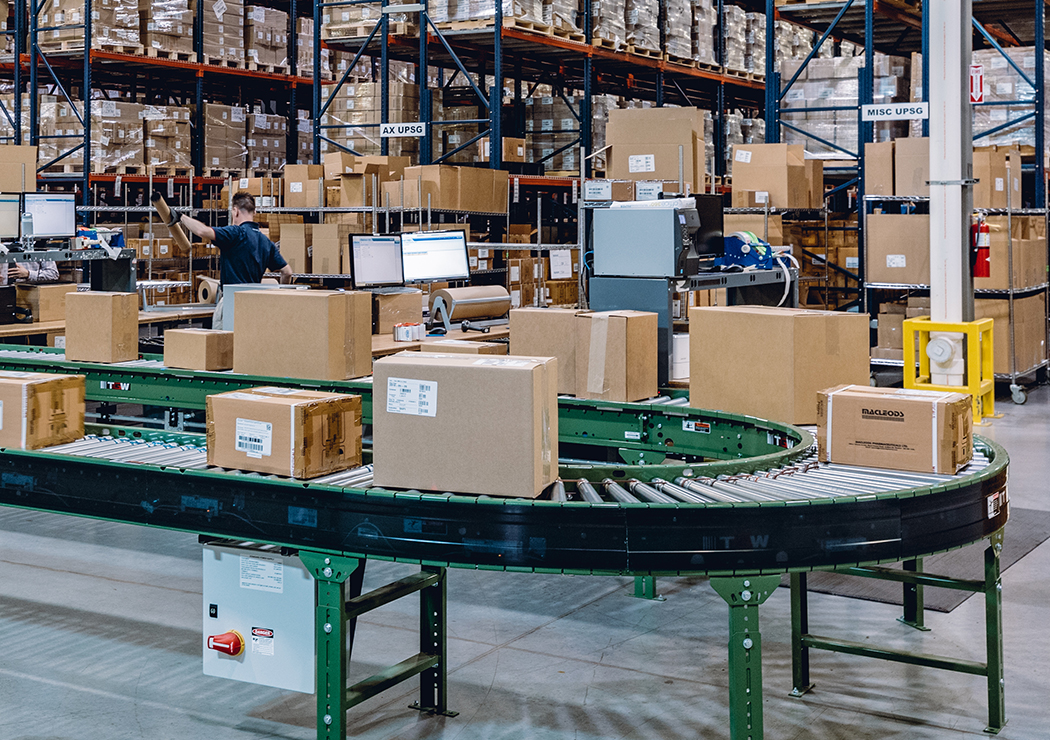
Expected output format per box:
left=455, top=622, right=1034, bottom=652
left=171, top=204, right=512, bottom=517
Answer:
left=730, top=143, right=823, bottom=209
left=206, top=386, right=362, bottom=479
left=372, top=353, right=558, bottom=498
left=606, top=107, right=704, bottom=191
left=866, top=214, right=929, bottom=285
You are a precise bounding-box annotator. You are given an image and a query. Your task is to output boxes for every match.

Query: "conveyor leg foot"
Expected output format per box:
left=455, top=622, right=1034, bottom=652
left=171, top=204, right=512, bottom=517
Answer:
left=630, top=576, right=665, bottom=601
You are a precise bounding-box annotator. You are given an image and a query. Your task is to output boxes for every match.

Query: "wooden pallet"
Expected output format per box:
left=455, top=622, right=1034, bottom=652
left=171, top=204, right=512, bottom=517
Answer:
left=204, top=56, right=247, bottom=70
left=100, top=165, right=145, bottom=175
left=96, top=43, right=145, bottom=55
left=664, top=52, right=696, bottom=68
left=625, top=44, right=660, bottom=59
left=324, top=20, right=417, bottom=39
left=145, top=47, right=195, bottom=62
left=696, top=60, right=721, bottom=74
left=723, top=68, right=761, bottom=82
left=550, top=24, right=586, bottom=43
left=40, top=164, right=83, bottom=175
left=246, top=60, right=290, bottom=75
left=207, top=169, right=245, bottom=179
left=591, top=36, right=624, bottom=51
left=148, top=167, right=191, bottom=177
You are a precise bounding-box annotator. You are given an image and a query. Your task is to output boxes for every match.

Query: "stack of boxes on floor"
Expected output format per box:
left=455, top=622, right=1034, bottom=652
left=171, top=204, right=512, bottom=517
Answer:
left=37, top=0, right=140, bottom=51
left=202, top=0, right=245, bottom=65
left=866, top=140, right=1047, bottom=374
left=140, top=0, right=194, bottom=55
left=245, top=5, right=289, bottom=70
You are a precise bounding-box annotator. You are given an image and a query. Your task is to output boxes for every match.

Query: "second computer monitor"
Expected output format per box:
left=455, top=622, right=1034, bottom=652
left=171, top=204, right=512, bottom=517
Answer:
left=24, top=193, right=77, bottom=239
left=0, top=194, right=20, bottom=239
left=349, top=234, right=405, bottom=289
left=401, top=230, right=470, bottom=284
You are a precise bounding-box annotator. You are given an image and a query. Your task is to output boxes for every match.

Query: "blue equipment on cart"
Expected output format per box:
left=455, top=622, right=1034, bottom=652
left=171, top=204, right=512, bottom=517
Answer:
left=716, top=231, right=779, bottom=270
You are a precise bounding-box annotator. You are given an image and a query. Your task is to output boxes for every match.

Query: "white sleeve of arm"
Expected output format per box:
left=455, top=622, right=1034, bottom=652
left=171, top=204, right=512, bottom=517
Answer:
left=33, top=261, right=60, bottom=282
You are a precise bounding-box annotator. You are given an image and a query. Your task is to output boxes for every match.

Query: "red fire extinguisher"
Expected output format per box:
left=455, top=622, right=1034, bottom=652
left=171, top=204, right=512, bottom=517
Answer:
left=972, top=215, right=991, bottom=278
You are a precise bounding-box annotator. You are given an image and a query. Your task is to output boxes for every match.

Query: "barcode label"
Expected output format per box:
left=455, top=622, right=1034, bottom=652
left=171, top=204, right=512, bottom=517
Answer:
left=235, top=418, right=273, bottom=458
left=386, top=378, right=438, bottom=417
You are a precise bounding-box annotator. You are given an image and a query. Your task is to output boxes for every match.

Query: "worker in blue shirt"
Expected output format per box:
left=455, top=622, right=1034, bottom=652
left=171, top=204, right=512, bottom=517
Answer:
left=177, top=191, right=293, bottom=329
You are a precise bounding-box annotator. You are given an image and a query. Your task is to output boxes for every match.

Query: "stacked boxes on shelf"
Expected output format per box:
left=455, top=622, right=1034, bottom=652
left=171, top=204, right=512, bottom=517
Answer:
left=295, top=17, right=317, bottom=73
left=143, top=105, right=192, bottom=172
left=321, top=82, right=419, bottom=159
left=625, top=0, right=659, bottom=53
left=592, top=0, right=625, bottom=48
left=203, top=103, right=247, bottom=172
left=692, top=0, right=716, bottom=67
left=202, top=0, right=244, bottom=65
left=245, top=107, right=287, bottom=173
left=427, top=0, right=542, bottom=25
left=545, top=0, right=580, bottom=33
left=722, top=5, right=746, bottom=73
left=38, top=0, right=140, bottom=51
left=295, top=112, right=313, bottom=164
left=971, top=47, right=1050, bottom=148
left=745, top=12, right=765, bottom=76
left=321, top=1, right=382, bottom=37
left=664, top=0, right=691, bottom=60
left=526, top=95, right=579, bottom=173
left=139, top=0, right=194, bottom=55
left=245, top=5, right=288, bottom=70
left=431, top=90, right=480, bottom=165
left=45, top=100, right=146, bottom=174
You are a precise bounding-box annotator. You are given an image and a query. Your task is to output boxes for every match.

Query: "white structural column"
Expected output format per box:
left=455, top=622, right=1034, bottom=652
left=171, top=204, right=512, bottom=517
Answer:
left=927, top=0, right=975, bottom=385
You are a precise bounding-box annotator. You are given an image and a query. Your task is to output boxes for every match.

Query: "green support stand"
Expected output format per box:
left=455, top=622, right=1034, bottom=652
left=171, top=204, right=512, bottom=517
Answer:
left=711, top=575, right=780, bottom=740
left=789, top=572, right=813, bottom=698
left=631, top=576, right=665, bottom=601
left=300, top=554, right=456, bottom=740
left=899, top=558, right=930, bottom=631
left=984, top=533, right=1005, bottom=734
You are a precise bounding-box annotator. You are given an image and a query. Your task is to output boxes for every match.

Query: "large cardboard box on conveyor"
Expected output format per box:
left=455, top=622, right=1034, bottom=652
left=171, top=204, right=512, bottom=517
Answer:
left=207, top=386, right=363, bottom=479
left=689, top=306, right=870, bottom=425
left=817, top=385, right=973, bottom=474
left=164, top=328, right=234, bottom=371
left=372, top=352, right=559, bottom=498
left=232, top=290, right=372, bottom=380
left=510, top=307, right=591, bottom=395
left=574, top=310, right=658, bottom=402
left=0, top=371, right=84, bottom=450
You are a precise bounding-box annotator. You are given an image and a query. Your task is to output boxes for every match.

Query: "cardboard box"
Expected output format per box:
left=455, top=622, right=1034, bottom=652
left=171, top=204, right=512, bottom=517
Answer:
left=975, top=293, right=1048, bottom=375
left=974, top=216, right=1047, bottom=291
left=689, top=306, right=870, bottom=424
left=280, top=223, right=310, bottom=273
left=817, top=385, right=973, bottom=474
left=894, top=137, right=929, bottom=196
left=284, top=177, right=324, bottom=208
left=0, top=145, right=38, bottom=191
left=323, top=151, right=357, bottom=179
left=233, top=290, right=372, bottom=380
left=479, top=137, right=527, bottom=163
left=575, top=310, right=658, bottom=402
left=390, top=164, right=459, bottom=210
left=311, top=224, right=344, bottom=274
left=206, top=387, right=362, bottom=479
left=731, top=144, right=816, bottom=209
left=373, top=289, right=423, bottom=334
left=510, top=307, right=590, bottom=395
left=64, top=291, right=139, bottom=363
left=581, top=179, right=636, bottom=202
left=866, top=214, right=930, bottom=285
left=877, top=311, right=905, bottom=349
left=164, top=328, right=234, bottom=371
left=864, top=141, right=894, bottom=196
left=420, top=339, right=507, bottom=355
left=15, top=283, right=77, bottom=322
left=606, top=107, right=704, bottom=191
left=0, top=371, right=84, bottom=450
left=372, top=353, right=558, bottom=498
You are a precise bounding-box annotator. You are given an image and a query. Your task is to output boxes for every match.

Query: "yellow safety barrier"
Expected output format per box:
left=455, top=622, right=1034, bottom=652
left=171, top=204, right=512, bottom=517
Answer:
left=903, top=316, right=995, bottom=422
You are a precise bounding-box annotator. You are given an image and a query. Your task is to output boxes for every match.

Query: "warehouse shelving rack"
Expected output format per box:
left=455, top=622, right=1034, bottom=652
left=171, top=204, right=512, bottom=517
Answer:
left=764, top=0, right=1049, bottom=314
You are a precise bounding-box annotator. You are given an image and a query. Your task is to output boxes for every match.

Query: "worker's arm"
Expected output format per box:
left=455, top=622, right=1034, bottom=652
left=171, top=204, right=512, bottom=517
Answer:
left=278, top=264, right=294, bottom=284
left=27, top=261, right=59, bottom=283
left=178, top=214, right=217, bottom=243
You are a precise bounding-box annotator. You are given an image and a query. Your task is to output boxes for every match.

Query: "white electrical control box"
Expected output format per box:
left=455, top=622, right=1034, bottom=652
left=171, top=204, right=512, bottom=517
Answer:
left=202, top=543, right=316, bottom=693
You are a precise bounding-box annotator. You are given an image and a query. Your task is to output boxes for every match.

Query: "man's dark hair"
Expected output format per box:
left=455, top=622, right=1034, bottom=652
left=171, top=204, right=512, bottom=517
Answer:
left=232, top=191, right=256, bottom=214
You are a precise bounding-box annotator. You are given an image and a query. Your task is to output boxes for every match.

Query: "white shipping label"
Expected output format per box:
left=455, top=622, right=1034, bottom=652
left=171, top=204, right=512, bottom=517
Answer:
left=550, top=251, right=573, bottom=279
left=754, top=191, right=769, bottom=203
left=995, top=177, right=1004, bottom=192
left=735, top=149, right=752, bottom=164
left=478, top=249, right=490, bottom=258
left=583, top=180, right=612, bottom=200
left=239, top=177, right=249, bottom=188
left=511, top=289, right=521, bottom=308
left=386, top=378, right=437, bottom=417
left=845, top=256, right=859, bottom=269
left=235, top=418, right=273, bottom=458
left=101, top=100, right=118, bottom=118
left=54, top=336, right=65, bottom=348
left=886, top=254, right=907, bottom=268
left=996, top=82, right=1013, bottom=95
left=212, top=0, right=226, bottom=18
left=290, top=181, right=303, bottom=193
left=628, top=154, right=656, bottom=173
left=624, top=431, right=641, bottom=440
left=469, top=256, right=478, bottom=268
left=510, top=266, right=520, bottom=282
left=239, top=554, right=283, bottom=593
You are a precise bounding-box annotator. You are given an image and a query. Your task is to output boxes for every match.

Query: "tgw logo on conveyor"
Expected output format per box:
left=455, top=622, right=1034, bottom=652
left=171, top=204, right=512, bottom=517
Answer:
left=100, top=381, right=131, bottom=391
left=861, top=408, right=905, bottom=422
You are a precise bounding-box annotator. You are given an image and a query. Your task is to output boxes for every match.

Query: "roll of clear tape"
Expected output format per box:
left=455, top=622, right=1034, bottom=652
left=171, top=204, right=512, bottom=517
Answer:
left=428, top=286, right=512, bottom=320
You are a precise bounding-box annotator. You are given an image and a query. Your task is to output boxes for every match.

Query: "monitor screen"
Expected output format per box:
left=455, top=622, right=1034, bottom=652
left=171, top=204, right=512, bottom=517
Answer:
left=0, top=194, right=20, bottom=239
left=350, top=234, right=404, bottom=289
left=401, top=230, right=470, bottom=283
left=24, top=193, right=77, bottom=239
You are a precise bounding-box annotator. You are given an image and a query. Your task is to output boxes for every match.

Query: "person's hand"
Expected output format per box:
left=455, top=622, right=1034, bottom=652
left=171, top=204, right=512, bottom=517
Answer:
left=9, top=264, right=29, bottom=280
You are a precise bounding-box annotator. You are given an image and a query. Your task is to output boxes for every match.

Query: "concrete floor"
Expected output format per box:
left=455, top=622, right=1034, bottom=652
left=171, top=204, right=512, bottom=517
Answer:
left=0, top=386, right=1048, bottom=740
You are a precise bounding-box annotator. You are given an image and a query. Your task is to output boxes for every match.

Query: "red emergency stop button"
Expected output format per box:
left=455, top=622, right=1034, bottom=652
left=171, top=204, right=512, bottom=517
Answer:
left=207, top=630, right=244, bottom=656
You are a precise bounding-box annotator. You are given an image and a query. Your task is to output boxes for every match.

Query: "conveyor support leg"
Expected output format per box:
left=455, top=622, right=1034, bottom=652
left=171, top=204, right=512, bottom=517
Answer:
left=900, top=558, right=929, bottom=631
left=631, top=575, right=664, bottom=601
left=789, top=572, right=813, bottom=697
left=711, top=575, right=780, bottom=740
left=985, top=533, right=1005, bottom=734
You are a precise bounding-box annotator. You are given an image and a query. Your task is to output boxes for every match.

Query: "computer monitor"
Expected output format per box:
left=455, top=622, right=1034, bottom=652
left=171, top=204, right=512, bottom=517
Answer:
left=0, top=194, right=20, bottom=239
left=349, top=234, right=404, bottom=289
left=23, top=193, right=77, bottom=239
left=401, top=230, right=470, bottom=284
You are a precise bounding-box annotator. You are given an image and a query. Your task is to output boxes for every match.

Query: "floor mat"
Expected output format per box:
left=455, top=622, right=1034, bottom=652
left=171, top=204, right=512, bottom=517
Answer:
left=779, top=507, right=1050, bottom=612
